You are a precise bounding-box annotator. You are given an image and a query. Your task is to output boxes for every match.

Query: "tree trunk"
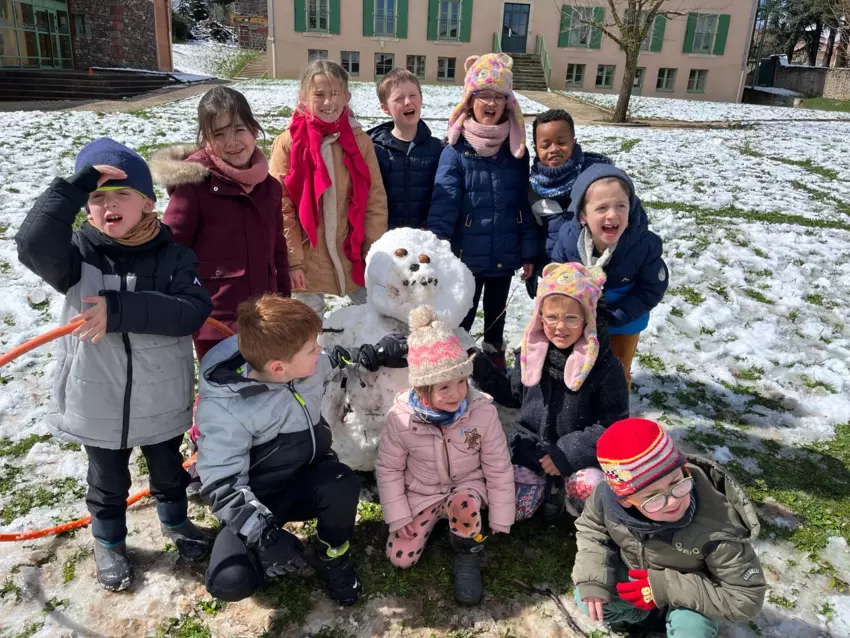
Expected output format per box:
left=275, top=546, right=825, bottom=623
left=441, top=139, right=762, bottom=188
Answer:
left=837, top=26, right=850, bottom=67
left=807, top=19, right=823, bottom=66
left=613, top=52, right=638, bottom=123
left=824, top=27, right=836, bottom=68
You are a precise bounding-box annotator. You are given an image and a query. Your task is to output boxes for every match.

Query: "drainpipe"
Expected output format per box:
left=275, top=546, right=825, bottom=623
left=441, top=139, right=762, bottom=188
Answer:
left=737, top=0, right=761, bottom=102
left=267, top=0, right=276, bottom=77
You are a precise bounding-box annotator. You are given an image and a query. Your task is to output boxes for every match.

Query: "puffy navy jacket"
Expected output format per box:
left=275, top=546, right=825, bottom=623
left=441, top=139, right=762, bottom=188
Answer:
left=369, top=120, right=444, bottom=229
left=426, top=136, right=537, bottom=277
left=552, top=165, right=668, bottom=335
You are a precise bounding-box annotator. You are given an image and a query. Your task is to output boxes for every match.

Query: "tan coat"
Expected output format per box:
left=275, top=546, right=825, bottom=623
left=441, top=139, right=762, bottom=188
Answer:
left=269, top=121, right=387, bottom=296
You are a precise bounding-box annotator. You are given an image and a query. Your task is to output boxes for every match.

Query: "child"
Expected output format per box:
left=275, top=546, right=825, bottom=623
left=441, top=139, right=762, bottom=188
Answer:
left=426, top=53, right=537, bottom=369
left=368, top=68, right=443, bottom=230
left=573, top=418, right=766, bottom=636
left=375, top=305, right=514, bottom=606
left=15, top=139, right=213, bottom=591
left=552, top=165, right=668, bottom=387
left=471, top=263, right=628, bottom=520
left=526, top=109, right=612, bottom=298
left=153, top=86, right=290, bottom=362
left=270, top=59, right=388, bottom=317
left=196, top=295, right=406, bottom=605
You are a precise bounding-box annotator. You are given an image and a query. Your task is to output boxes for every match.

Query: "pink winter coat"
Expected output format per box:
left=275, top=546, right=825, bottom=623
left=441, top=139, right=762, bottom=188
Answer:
left=376, top=390, right=516, bottom=534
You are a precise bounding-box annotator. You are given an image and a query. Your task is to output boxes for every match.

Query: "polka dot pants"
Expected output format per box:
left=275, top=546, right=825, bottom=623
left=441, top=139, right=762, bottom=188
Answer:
left=386, top=491, right=483, bottom=569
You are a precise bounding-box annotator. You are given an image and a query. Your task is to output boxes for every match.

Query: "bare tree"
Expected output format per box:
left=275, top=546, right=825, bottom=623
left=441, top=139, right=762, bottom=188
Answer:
left=559, top=1, right=686, bottom=122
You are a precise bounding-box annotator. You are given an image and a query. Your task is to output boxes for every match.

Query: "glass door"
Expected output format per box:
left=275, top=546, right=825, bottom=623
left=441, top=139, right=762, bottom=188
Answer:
left=501, top=3, right=529, bottom=54
left=632, top=67, right=645, bottom=95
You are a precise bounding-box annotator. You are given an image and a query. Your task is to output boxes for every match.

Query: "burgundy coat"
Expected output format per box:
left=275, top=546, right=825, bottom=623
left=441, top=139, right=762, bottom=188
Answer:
left=151, top=146, right=290, bottom=352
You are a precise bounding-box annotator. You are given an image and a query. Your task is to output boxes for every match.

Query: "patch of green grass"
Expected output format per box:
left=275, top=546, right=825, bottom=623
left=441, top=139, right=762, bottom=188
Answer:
left=734, top=366, right=764, bottom=382
left=136, top=453, right=149, bottom=476
left=155, top=616, right=211, bottom=638
left=619, top=138, right=640, bottom=153
left=0, top=465, right=23, bottom=494
left=767, top=592, right=796, bottom=609
left=1, top=579, right=21, bottom=603
left=163, top=542, right=177, bottom=553
left=11, top=622, right=43, bottom=638
left=195, top=599, right=225, bottom=616
left=708, top=282, right=729, bottom=301
left=277, top=106, right=294, bottom=118
left=6, top=186, right=20, bottom=193
left=738, top=143, right=839, bottom=180
left=42, top=596, right=69, bottom=613
left=820, top=601, right=836, bottom=621
left=0, top=478, right=87, bottom=525
left=0, top=434, right=52, bottom=458
left=307, top=627, right=355, bottom=638
left=669, top=286, right=704, bottom=305
left=790, top=180, right=850, bottom=217
left=700, top=326, right=715, bottom=336
left=751, top=268, right=773, bottom=278
left=357, top=500, right=384, bottom=523
left=211, top=48, right=260, bottom=79
left=669, top=307, right=684, bottom=318
left=129, top=109, right=155, bottom=120
left=62, top=547, right=92, bottom=583
left=800, top=97, right=850, bottom=113
left=788, top=309, right=800, bottom=323
left=800, top=375, right=836, bottom=393
left=742, top=288, right=774, bottom=305
left=0, top=222, right=9, bottom=235
left=134, top=141, right=175, bottom=160
left=635, top=352, right=665, bottom=375
left=644, top=200, right=850, bottom=232
left=752, top=247, right=768, bottom=259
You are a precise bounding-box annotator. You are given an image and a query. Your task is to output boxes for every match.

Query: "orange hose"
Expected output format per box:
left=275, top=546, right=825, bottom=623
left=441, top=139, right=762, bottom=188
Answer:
left=0, top=317, right=235, bottom=542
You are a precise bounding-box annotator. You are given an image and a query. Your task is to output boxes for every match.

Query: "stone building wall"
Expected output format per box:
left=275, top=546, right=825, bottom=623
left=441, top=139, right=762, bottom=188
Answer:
left=69, top=0, right=159, bottom=70
left=233, top=1, right=268, bottom=18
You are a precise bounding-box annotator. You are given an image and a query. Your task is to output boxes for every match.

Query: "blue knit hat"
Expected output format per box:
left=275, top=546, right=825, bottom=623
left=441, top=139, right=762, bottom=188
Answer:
left=74, top=138, right=156, bottom=201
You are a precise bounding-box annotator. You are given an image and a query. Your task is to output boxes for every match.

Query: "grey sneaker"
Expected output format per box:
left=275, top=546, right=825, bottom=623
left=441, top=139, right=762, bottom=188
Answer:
left=94, top=540, right=134, bottom=591
left=161, top=519, right=212, bottom=563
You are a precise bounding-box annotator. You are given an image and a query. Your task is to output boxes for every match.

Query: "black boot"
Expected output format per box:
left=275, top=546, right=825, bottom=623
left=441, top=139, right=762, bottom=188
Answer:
left=161, top=519, right=213, bottom=563
left=450, top=533, right=485, bottom=605
left=309, top=537, right=362, bottom=606
left=94, top=540, right=134, bottom=591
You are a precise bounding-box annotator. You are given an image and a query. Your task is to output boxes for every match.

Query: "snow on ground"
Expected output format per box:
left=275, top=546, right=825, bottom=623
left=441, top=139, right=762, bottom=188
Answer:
left=565, top=90, right=850, bottom=122
left=1, top=83, right=849, bottom=637
left=172, top=41, right=247, bottom=77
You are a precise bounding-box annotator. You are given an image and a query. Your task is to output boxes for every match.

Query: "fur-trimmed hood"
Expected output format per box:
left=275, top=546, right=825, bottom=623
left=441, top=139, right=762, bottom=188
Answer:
left=149, top=145, right=213, bottom=189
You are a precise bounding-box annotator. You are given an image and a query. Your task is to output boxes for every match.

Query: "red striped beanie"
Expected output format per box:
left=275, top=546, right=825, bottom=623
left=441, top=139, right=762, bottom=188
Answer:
left=596, top=418, right=685, bottom=497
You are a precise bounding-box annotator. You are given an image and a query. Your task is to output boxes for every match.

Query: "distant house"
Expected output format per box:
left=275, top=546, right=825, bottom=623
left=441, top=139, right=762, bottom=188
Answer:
left=266, top=0, right=759, bottom=102
left=0, top=0, right=172, bottom=72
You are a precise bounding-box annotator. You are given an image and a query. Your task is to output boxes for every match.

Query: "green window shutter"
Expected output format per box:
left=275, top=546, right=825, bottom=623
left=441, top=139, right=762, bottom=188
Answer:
left=363, top=0, right=373, bottom=36
left=330, top=0, right=341, bottom=34
left=460, top=0, right=473, bottom=42
left=427, top=0, right=439, bottom=40
left=683, top=13, right=697, bottom=53
left=650, top=15, right=665, bottom=52
left=397, top=0, right=408, bottom=38
left=713, top=14, right=730, bottom=55
left=590, top=6, right=604, bottom=49
left=558, top=6, right=571, bottom=48
left=294, top=0, right=306, bottom=32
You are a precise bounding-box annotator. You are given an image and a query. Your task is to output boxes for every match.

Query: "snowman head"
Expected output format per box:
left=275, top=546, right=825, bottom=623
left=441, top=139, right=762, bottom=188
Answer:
left=365, top=228, right=474, bottom=329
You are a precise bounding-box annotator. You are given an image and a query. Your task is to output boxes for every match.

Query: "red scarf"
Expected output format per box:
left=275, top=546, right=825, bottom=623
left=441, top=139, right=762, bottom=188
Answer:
left=283, top=107, right=371, bottom=285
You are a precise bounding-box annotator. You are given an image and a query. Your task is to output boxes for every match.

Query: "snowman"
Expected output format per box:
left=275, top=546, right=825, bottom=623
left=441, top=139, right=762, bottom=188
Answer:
left=320, top=228, right=475, bottom=471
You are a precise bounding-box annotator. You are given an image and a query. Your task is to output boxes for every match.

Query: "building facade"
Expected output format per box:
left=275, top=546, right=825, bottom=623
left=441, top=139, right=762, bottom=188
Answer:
left=0, top=0, right=172, bottom=71
left=268, top=0, right=759, bottom=102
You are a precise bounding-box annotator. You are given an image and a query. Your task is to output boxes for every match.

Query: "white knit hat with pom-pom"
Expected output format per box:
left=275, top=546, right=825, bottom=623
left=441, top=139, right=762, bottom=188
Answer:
left=407, top=305, right=474, bottom=387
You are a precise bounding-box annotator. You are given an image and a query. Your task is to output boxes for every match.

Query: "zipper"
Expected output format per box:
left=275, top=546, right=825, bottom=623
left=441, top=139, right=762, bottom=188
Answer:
left=289, top=382, right=316, bottom=464
left=638, top=540, right=647, bottom=570
left=118, top=273, right=132, bottom=449
left=443, top=436, right=453, bottom=481
left=404, top=152, right=410, bottom=215
left=250, top=444, right=282, bottom=471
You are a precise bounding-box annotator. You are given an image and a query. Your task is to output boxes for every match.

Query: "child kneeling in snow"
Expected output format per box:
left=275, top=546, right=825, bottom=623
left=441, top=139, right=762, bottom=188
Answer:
left=375, top=306, right=514, bottom=606
left=15, top=139, right=214, bottom=591
left=574, top=418, right=766, bottom=637
left=195, top=295, right=406, bottom=606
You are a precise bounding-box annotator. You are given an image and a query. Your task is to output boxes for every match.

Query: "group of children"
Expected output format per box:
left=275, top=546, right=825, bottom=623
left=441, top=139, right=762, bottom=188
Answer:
left=12, top=51, right=767, bottom=636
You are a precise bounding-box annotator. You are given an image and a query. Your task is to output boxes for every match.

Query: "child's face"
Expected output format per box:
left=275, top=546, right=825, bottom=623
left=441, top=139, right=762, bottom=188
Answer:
left=381, top=82, right=422, bottom=129
left=428, top=377, right=469, bottom=412
left=471, top=91, right=507, bottom=126
left=535, top=120, right=576, bottom=168
left=87, top=188, right=153, bottom=239
left=305, top=74, right=350, bottom=123
left=580, top=179, right=630, bottom=249
left=265, top=336, right=321, bottom=381
left=621, top=468, right=693, bottom=523
left=540, top=294, right=585, bottom=350
left=206, top=113, right=257, bottom=169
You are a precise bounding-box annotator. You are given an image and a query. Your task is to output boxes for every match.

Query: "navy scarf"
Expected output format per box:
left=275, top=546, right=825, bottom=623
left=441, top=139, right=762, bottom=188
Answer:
left=530, top=143, right=588, bottom=199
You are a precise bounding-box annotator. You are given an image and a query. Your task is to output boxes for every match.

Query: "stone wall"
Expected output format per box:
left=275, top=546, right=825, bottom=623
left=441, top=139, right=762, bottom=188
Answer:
left=771, top=55, right=850, bottom=100
left=235, top=17, right=268, bottom=50
left=823, top=68, right=850, bottom=100
left=234, top=0, right=267, bottom=17
left=69, top=0, right=159, bottom=70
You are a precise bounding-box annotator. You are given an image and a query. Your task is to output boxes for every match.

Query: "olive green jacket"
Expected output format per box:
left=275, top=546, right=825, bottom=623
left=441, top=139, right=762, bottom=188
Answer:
left=573, top=457, right=766, bottom=623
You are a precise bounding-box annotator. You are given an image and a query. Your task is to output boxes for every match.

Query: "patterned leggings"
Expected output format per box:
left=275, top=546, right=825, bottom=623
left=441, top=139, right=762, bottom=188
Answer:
left=386, top=490, right=482, bottom=569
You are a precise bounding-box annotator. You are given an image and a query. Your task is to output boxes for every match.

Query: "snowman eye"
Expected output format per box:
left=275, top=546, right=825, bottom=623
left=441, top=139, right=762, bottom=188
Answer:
left=419, top=254, right=430, bottom=264
left=394, top=248, right=408, bottom=258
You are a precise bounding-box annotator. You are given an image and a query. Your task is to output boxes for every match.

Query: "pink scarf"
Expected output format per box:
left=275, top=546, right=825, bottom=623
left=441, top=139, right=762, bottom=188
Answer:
left=205, top=147, right=269, bottom=193
left=462, top=119, right=511, bottom=158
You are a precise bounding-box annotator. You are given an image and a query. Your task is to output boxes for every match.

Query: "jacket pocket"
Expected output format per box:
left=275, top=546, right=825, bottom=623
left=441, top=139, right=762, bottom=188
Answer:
left=198, top=260, right=247, bottom=281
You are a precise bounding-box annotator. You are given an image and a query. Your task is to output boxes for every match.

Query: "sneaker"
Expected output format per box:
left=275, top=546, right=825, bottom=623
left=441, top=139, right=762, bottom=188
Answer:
left=161, top=519, right=212, bottom=563
left=94, top=540, right=134, bottom=591
left=309, top=538, right=362, bottom=605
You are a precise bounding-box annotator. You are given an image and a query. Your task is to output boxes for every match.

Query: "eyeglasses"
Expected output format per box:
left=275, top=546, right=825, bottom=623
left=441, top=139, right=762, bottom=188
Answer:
left=627, top=469, right=694, bottom=514
left=472, top=92, right=507, bottom=104
left=540, top=313, right=583, bottom=329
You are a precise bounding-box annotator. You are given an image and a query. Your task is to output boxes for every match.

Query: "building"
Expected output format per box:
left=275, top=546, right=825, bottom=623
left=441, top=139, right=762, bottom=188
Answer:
left=0, top=0, right=172, bottom=72
left=267, top=0, right=759, bottom=102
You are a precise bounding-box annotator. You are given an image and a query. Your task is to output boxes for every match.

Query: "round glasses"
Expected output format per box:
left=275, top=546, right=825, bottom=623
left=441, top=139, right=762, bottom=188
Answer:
left=472, top=92, right=507, bottom=104
left=630, top=472, right=694, bottom=514
left=540, top=313, right=583, bottom=329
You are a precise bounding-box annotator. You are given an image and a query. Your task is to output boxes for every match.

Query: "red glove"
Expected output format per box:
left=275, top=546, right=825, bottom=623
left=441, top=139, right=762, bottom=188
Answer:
left=616, top=569, right=657, bottom=610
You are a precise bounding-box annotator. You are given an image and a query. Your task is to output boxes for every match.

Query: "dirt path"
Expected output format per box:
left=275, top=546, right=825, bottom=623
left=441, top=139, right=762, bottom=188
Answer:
left=69, top=80, right=230, bottom=112
left=519, top=90, right=611, bottom=124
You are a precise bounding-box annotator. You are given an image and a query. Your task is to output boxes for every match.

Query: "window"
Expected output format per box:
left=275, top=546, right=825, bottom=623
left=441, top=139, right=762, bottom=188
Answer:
left=656, top=67, right=677, bottom=91
left=437, top=56, right=456, bottom=80
left=567, top=7, right=593, bottom=48
left=566, top=63, right=585, bottom=88
left=308, top=49, right=328, bottom=62
left=341, top=50, right=360, bottom=76
left=375, top=52, right=394, bottom=76
left=595, top=64, right=615, bottom=89
left=438, top=1, right=461, bottom=40
left=688, top=69, right=708, bottom=93
left=407, top=54, right=425, bottom=78
left=73, top=13, right=86, bottom=37
left=638, top=11, right=654, bottom=51
left=374, top=0, right=396, bottom=37
left=693, top=14, right=717, bottom=54
left=0, top=0, right=12, bottom=26
left=633, top=67, right=645, bottom=90
left=307, top=0, right=329, bottom=32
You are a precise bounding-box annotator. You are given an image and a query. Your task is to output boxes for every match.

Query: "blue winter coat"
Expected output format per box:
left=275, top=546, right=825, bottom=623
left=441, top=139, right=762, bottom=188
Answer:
left=551, top=165, right=668, bottom=335
left=426, top=136, right=537, bottom=277
left=369, top=120, right=444, bottom=230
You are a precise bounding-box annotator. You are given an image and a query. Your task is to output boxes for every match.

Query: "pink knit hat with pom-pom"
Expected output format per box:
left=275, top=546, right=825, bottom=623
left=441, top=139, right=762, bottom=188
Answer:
left=407, top=305, right=474, bottom=387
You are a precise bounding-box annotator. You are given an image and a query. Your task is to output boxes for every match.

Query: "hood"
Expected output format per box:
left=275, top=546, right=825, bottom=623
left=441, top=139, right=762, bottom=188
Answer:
left=688, top=456, right=761, bottom=541
left=199, top=335, right=278, bottom=401
left=149, top=145, right=212, bottom=189
left=369, top=120, right=434, bottom=150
